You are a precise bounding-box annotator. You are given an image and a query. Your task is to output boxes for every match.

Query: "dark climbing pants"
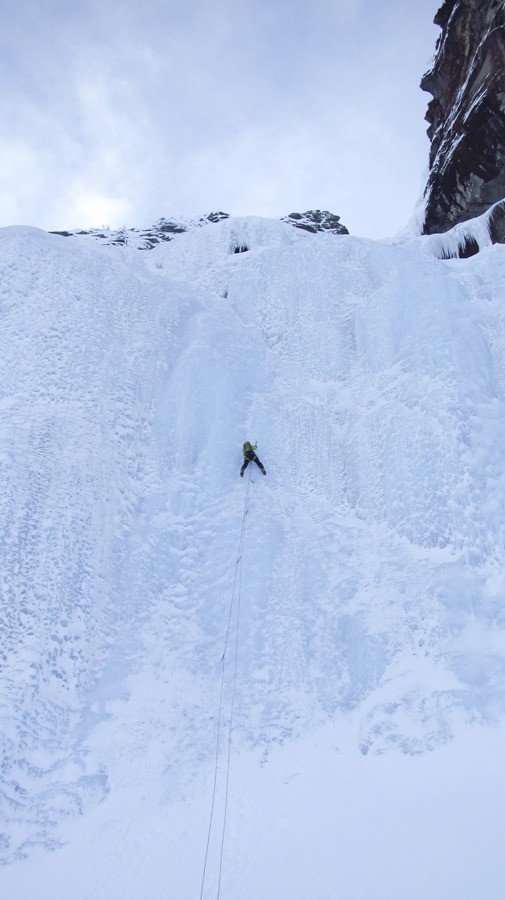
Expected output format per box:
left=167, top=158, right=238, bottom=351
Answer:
left=240, top=451, right=264, bottom=475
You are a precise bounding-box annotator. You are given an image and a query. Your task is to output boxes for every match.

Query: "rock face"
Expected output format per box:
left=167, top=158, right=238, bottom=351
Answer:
left=421, top=0, right=505, bottom=240
left=281, top=210, right=349, bottom=235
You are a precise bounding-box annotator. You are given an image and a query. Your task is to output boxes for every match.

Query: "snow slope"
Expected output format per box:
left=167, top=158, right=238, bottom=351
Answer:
left=2, top=217, right=505, bottom=898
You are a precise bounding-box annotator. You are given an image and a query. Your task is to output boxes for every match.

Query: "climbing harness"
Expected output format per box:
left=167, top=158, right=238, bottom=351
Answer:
left=199, top=467, right=252, bottom=900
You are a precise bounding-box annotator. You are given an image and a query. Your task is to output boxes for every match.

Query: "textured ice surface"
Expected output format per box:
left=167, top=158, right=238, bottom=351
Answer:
left=2, top=219, right=505, bottom=896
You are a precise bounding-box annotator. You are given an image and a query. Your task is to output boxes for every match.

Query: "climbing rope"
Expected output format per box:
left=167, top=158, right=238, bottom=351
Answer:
left=199, top=466, right=252, bottom=900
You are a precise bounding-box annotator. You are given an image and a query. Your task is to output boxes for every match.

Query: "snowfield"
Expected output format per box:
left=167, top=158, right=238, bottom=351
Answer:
left=2, top=216, right=505, bottom=898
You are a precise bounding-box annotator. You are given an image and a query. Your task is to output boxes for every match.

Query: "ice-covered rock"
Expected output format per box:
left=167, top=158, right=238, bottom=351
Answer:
left=49, top=208, right=349, bottom=252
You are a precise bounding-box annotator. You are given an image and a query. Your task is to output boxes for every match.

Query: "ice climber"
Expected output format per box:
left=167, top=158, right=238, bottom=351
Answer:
left=240, top=441, right=267, bottom=477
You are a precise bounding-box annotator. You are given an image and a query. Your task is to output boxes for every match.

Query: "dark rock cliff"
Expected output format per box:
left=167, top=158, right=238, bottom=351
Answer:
left=421, top=0, right=505, bottom=241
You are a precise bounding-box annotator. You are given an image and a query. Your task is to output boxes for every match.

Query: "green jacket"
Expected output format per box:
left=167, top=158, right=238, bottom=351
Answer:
left=242, top=441, right=257, bottom=456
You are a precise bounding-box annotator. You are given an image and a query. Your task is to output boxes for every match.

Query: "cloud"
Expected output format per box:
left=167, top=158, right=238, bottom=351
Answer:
left=70, top=189, right=132, bottom=228
left=0, top=0, right=441, bottom=237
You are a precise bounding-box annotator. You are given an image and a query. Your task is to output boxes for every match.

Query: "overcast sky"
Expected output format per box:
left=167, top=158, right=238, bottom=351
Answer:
left=1, top=0, right=441, bottom=239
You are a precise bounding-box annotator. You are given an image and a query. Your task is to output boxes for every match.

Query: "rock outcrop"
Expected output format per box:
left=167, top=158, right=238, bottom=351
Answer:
left=421, top=0, right=505, bottom=241
left=50, top=209, right=349, bottom=249
left=50, top=213, right=231, bottom=250
left=281, top=210, right=349, bottom=235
